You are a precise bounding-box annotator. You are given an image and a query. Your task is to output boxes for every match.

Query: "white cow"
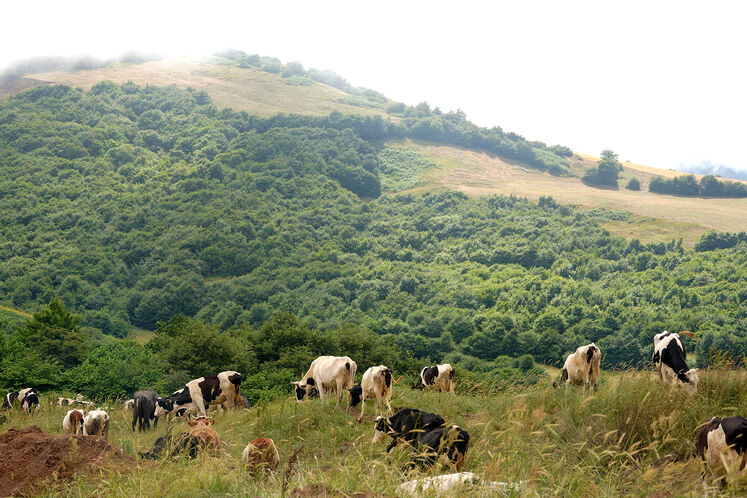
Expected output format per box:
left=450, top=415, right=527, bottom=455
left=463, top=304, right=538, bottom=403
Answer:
left=652, top=331, right=698, bottom=395
left=396, top=472, right=527, bottom=497
left=349, top=365, right=393, bottom=421
left=556, top=343, right=602, bottom=391
left=63, top=409, right=85, bottom=435
left=291, top=356, right=357, bottom=407
left=83, top=409, right=109, bottom=439
left=414, top=364, right=455, bottom=393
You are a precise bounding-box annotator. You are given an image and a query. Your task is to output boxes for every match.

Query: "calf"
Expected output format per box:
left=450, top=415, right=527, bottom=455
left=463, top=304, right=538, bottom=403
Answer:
left=291, top=356, right=357, bottom=407
left=410, top=425, right=470, bottom=471
left=83, top=409, right=109, bottom=439
left=556, top=343, right=601, bottom=391
left=132, top=390, right=159, bottom=431
left=155, top=371, right=243, bottom=418
left=140, top=433, right=200, bottom=460
left=695, top=416, right=747, bottom=485
left=187, top=417, right=221, bottom=452
left=242, top=437, right=280, bottom=475
left=5, top=388, right=40, bottom=414
left=413, top=364, right=455, bottom=393
left=349, top=365, right=393, bottom=422
left=62, top=409, right=85, bottom=435
left=373, top=408, right=446, bottom=453
left=652, top=331, right=698, bottom=395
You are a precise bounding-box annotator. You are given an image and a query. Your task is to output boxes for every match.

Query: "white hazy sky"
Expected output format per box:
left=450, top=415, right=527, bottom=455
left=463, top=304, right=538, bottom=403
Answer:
left=2, top=0, right=747, bottom=171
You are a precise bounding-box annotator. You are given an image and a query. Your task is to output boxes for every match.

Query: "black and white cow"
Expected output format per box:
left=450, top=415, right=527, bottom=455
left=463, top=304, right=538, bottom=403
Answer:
left=83, top=409, right=109, bottom=439
left=413, top=364, right=455, bottom=393
left=132, top=390, right=159, bottom=431
left=349, top=365, right=393, bottom=422
left=155, top=371, right=243, bottom=419
left=373, top=408, right=446, bottom=452
left=292, top=356, right=357, bottom=407
left=555, top=343, right=601, bottom=392
left=695, top=416, right=747, bottom=485
left=652, top=331, right=698, bottom=395
left=3, top=388, right=40, bottom=414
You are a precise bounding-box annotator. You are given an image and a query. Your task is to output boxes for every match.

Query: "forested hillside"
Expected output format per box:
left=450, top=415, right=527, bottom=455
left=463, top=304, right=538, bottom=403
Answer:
left=0, top=83, right=745, bottom=397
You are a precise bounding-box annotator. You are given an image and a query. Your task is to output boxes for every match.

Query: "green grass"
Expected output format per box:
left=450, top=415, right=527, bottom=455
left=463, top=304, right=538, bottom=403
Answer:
left=128, top=327, right=155, bottom=345
left=2, top=369, right=745, bottom=496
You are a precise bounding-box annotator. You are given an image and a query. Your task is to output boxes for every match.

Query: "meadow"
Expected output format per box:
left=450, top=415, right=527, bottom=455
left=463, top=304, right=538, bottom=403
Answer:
left=2, top=369, right=746, bottom=496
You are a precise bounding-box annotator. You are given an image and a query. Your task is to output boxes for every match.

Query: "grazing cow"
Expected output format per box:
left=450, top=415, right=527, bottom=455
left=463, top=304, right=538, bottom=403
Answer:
left=123, top=399, right=135, bottom=410
left=83, top=409, right=109, bottom=439
left=155, top=371, right=243, bottom=418
left=409, top=425, right=470, bottom=471
left=291, top=356, right=357, bottom=407
left=187, top=417, right=221, bottom=452
left=132, top=390, right=159, bottom=432
left=413, top=364, right=455, bottom=393
left=140, top=433, right=200, bottom=460
left=349, top=365, right=393, bottom=422
left=373, top=408, right=446, bottom=452
left=242, top=437, right=280, bottom=475
left=5, top=388, right=40, bottom=414
left=63, top=409, right=85, bottom=435
left=652, top=331, right=698, bottom=395
left=555, top=343, right=602, bottom=391
left=396, top=472, right=525, bottom=496
left=695, top=416, right=747, bottom=485
left=57, top=394, right=93, bottom=408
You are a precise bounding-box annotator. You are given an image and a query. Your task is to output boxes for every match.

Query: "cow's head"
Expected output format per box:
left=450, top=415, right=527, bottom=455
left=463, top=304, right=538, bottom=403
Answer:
left=291, top=377, right=315, bottom=402
left=372, top=415, right=391, bottom=443
left=679, top=369, right=699, bottom=396
left=154, top=397, right=173, bottom=418
left=348, top=385, right=362, bottom=407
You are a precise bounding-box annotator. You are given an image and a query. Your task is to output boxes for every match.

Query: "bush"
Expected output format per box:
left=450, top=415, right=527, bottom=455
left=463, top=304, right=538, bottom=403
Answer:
left=626, top=178, right=641, bottom=190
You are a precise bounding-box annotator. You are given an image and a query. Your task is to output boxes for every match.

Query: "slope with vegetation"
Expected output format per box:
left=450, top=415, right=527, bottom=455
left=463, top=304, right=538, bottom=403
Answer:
left=0, top=83, right=745, bottom=400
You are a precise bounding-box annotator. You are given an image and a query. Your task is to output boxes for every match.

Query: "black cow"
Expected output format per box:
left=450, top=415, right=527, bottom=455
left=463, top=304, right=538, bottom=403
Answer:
left=695, top=416, right=747, bottom=484
left=373, top=408, right=446, bottom=452
left=411, top=425, right=470, bottom=470
left=140, top=433, right=200, bottom=460
left=132, top=390, right=159, bottom=431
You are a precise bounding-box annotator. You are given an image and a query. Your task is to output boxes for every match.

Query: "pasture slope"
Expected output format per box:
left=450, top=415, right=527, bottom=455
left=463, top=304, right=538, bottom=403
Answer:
left=1, top=369, right=745, bottom=496
left=6, top=57, right=746, bottom=248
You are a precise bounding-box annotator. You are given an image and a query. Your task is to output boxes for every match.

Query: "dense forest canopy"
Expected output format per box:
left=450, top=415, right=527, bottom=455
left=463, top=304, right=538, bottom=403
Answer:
left=0, top=83, right=745, bottom=398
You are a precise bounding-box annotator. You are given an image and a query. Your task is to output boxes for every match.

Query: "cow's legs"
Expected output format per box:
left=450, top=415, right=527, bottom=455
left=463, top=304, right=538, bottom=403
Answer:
left=194, top=397, right=207, bottom=417
left=357, top=392, right=366, bottom=422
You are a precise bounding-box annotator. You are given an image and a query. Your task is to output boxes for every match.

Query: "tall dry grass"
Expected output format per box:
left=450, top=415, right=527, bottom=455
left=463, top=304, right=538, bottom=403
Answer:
left=1, top=369, right=745, bottom=496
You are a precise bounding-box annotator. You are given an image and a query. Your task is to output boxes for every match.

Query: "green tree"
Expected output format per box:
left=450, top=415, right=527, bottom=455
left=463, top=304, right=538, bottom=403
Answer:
left=21, top=298, right=88, bottom=368
left=626, top=178, right=641, bottom=190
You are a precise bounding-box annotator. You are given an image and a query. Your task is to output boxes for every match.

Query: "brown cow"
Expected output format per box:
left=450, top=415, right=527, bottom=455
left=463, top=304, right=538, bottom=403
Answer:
left=242, top=437, right=280, bottom=475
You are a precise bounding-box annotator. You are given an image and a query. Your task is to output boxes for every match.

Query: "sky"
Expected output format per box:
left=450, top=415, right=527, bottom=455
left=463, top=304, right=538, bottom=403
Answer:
left=2, top=0, right=746, bottom=172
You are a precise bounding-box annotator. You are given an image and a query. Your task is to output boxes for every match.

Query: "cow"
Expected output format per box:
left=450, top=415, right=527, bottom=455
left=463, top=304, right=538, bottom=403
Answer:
left=407, top=425, right=470, bottom=471
left=57, top=394, right=93, bottom=407
left=4, top=388, right=40, bottom=414
left=83, top=409, right=109, bottom=439
left=396, top=472, right=525, bottom=496
left=413, top=364, right=455, bottom=393
left=373, top=408, right=446, bottom=453
left=242, top=437, right=280, bottom=475
left=62, top=409, right=85, bottom=435
left=132, top=390, right=159, bottom=432
left=155, top=371, right=243, bottom=419
left=140, top=433, right=200, bottom=460
left=652, top=331, right=698, bottom=395
left=349, top=365, right=393, bottom=422
left=187, top=417, right=221, bottom=452
left=291, top=356, right=357, bottom=408
left=123, top=399, right=135, bottom=410
left=555, top=343, right=602, bottom=392
left=695, top=416, right=747, bottom=485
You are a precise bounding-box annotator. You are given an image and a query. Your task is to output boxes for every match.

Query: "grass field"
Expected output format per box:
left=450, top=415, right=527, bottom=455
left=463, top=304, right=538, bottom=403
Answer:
left=15, top=58, right=391, bottom=119
left=399, top=140, right=747, bottom=246
left=2, top=370, right=745, bottom=496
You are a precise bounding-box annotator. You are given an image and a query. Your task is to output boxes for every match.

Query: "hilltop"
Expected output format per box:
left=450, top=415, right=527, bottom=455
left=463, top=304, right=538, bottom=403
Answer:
left=4, top=54, right=745, bottom=246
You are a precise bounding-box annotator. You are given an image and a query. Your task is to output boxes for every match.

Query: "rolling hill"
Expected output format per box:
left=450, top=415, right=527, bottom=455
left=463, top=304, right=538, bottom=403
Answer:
left=4, top=55, right=744, bottom=246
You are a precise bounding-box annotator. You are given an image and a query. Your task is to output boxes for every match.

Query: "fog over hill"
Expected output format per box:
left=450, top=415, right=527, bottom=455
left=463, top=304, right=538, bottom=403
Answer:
left=679, top=161, right=747, bottom=181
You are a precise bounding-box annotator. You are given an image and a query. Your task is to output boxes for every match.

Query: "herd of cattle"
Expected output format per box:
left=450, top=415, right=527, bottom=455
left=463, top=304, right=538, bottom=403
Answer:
left=2, top=331, right=747, bottom=490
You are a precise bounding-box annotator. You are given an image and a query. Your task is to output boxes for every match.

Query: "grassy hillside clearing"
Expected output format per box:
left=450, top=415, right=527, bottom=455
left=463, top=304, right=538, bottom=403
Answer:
left=399, top=140, right=747, bottom=246
left=1, top=370, right=745, bottom=496
left=12, top=58, right=391, bottom=119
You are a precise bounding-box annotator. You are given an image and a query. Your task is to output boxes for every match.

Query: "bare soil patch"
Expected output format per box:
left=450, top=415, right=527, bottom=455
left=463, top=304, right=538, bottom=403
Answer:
left=0, top=425, right=134, bottom=496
